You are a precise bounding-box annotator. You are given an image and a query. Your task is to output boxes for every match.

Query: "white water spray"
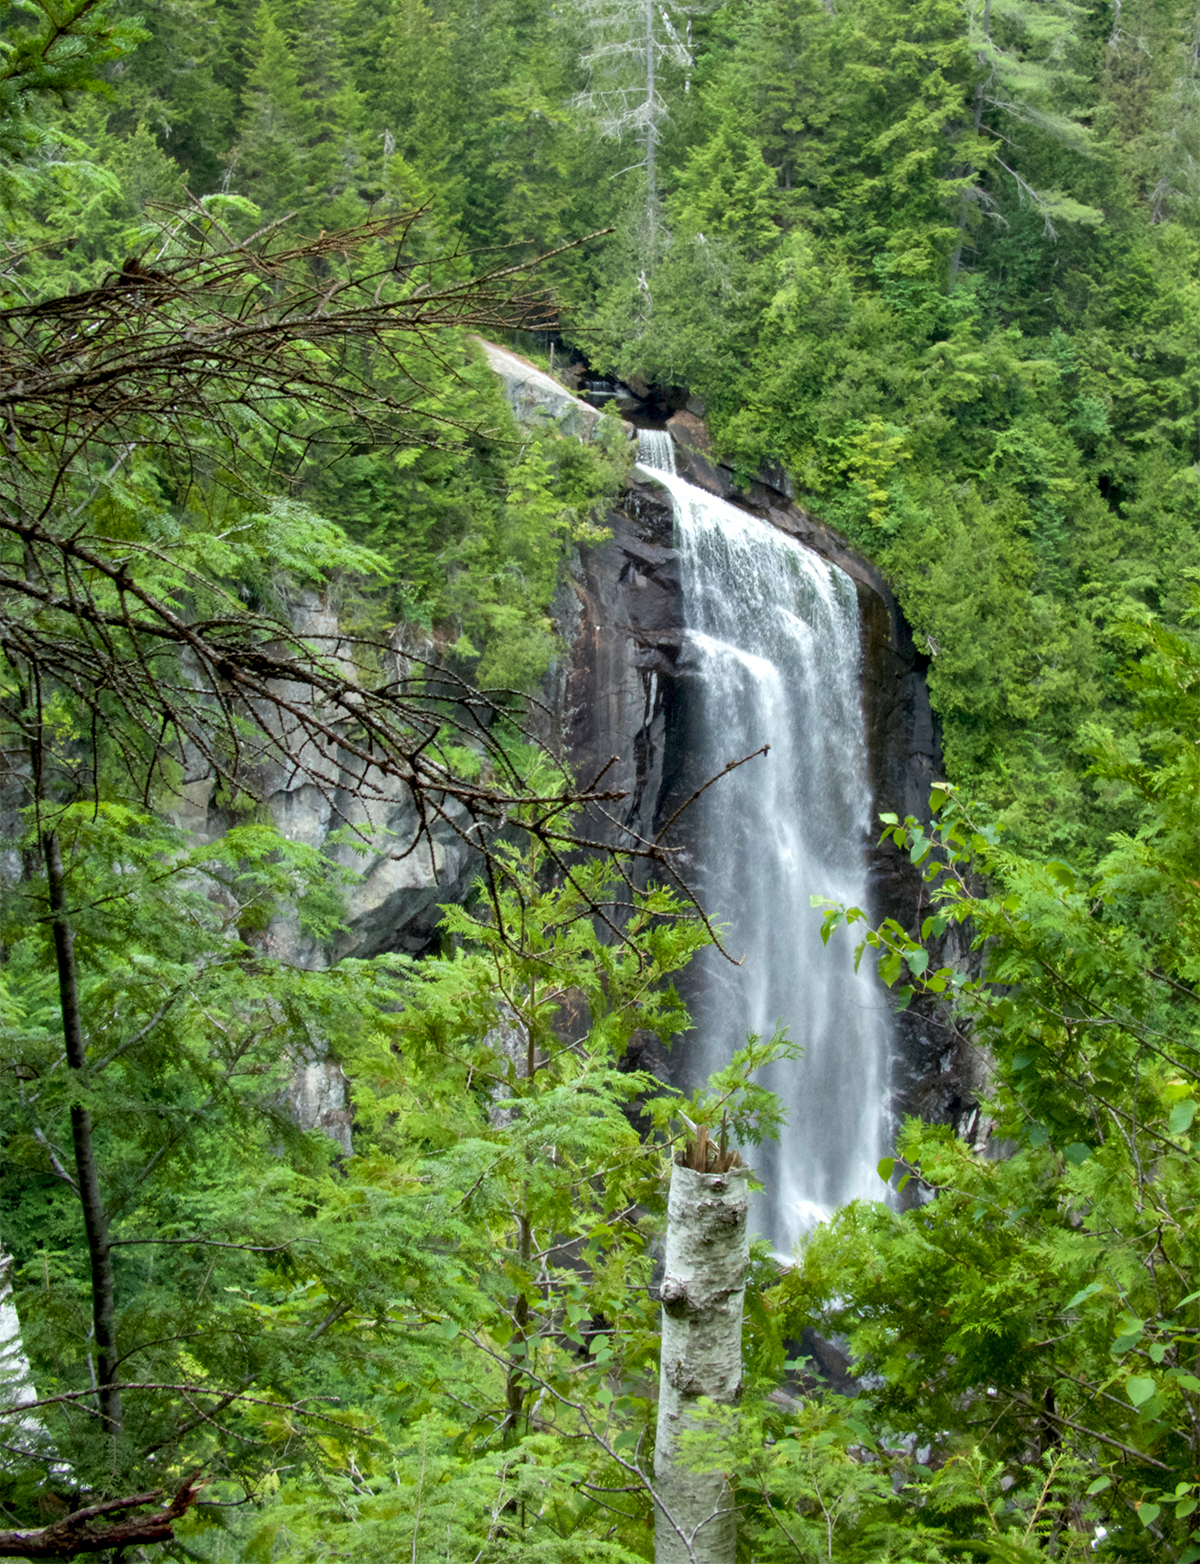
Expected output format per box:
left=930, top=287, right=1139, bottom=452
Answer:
left=638, top=432, right=890, bottom=1254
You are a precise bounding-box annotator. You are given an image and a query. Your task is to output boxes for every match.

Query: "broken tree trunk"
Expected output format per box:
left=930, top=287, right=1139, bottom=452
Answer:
left=652, top=1148, right=750, bottom=1564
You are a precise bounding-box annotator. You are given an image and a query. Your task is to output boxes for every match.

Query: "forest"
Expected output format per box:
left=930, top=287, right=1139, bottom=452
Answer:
left=0, top=0, right=1198, bottom=1560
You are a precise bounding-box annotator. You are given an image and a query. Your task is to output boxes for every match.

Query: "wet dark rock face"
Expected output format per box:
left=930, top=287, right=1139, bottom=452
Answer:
left=558, top=443, right=978, bottom=1135
left=552, top=483, right=684, bottom=852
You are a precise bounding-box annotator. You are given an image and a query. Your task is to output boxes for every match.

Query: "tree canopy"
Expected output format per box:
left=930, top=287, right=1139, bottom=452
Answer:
left=0, top=0, right=1197, bottom=1560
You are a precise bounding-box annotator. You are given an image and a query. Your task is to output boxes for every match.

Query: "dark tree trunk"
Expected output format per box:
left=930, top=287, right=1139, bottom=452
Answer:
left=42, top=830, right=122, bottom=1438
left=503, top=1213, right=532, bottom=1440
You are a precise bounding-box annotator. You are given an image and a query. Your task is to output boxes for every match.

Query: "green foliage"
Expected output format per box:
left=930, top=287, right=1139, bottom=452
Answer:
left=0, top=793, right=676, bottom=1532
left=0, top=803, right=424, bottom=1492
left=798, top=609, right=1200, bottom=1560
left=0, top=0, right=144, bottom=168
left=3, top=1, right=1200, bottom=1557
left=440, top=409, right=630, bottom=688
left=567, top=0, right=1200, bottom=860
left=21, top=0, right=1194, bottom=858
left=0, top=769, right=714, bottom=1550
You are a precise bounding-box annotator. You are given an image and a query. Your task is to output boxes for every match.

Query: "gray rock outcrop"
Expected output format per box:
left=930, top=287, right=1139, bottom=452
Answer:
left=475, top=339, right=605, bottom=442
left=550, top=483, right=683, bottom=854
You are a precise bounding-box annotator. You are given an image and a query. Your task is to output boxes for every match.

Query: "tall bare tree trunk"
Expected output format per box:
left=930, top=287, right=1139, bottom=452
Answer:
left=644, top=0, right=657, bottom=215
left=42, top=830, right=122, bottom=1438
left=653, top=1156, right=749, bottom=1564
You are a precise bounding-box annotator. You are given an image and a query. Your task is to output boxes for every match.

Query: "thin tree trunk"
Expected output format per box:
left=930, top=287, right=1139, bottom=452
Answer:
left=42, top=829, right=122, bottom=1438
left=491, top=994, right=534, bottom=1441
left=653, top=1159, right=750, bottom=1564
left=503, top=1213, right=532, bottom=1439
left=952, top=8, right=990, bottom=279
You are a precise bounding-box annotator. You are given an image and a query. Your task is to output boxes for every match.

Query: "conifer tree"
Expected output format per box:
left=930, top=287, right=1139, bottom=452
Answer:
left=233, top=3, right=312, bottom=217
left=101, top=0, right=242, bottom=195
left=358, top=0, right=467, bottom=220
left=572, top=0, right=695, bottom=246
left=278, top=0, right=369, bottom=227
left=960, top=0, right=1105, bottom=247
left=0, top=0, right=142, bottom=169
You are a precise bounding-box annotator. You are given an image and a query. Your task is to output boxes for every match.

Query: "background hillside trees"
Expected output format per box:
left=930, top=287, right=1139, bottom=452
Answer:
left=572, top=0, right=1199, bottom=863
left=72, top=0, right=1193, bottom=871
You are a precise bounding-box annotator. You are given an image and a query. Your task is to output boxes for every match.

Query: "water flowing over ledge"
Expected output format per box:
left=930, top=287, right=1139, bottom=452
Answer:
left=638, top=433, right=892, bottom=1255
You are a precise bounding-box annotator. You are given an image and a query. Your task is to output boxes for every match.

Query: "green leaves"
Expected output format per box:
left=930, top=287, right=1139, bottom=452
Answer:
left=1064, top=1280, right=1104, bottom=1311
left=1126, top=1376, right=1157, bottom=1408
left=0, top=1, right=146, bottom=171
left=1168, top=1099, right=1197, bottom=1135
left=444, top=420, right=629, bottom=690
left=795, top=656, right=1200, bottom=1552
left=0, top=804, right=430, bottom=1492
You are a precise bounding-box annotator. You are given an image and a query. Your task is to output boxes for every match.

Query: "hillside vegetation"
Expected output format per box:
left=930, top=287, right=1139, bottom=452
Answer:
left=0, top=2, right=1198, bottom=1562
left=19, top=0, right=1197, bottom=855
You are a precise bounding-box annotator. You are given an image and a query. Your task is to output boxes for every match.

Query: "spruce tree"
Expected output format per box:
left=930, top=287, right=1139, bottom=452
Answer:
left=234, top=3, right=312, bottom=218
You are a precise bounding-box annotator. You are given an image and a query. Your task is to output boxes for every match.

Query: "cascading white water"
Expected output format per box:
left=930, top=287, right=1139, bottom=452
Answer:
left=637, top=428, right=677, bottom=476
left=638, top=431, right=890, bottom=1255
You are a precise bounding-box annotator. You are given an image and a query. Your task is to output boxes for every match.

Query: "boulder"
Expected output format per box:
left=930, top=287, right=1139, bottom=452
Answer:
left=665, top=410, right=732, bottom=500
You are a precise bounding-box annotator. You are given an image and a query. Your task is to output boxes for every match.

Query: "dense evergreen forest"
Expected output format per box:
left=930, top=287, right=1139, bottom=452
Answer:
left=0, top=0, right=1198, bottom=1560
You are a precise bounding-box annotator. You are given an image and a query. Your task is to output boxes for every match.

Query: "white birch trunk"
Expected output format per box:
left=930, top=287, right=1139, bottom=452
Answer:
left=653, top=1161, right=750, bottom=1564
left=0, top=1239, right=51, bottom=1472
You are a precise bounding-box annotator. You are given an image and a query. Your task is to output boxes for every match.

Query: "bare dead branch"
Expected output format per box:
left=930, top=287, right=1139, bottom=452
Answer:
left=0, top=1477, right=201, bottom=1559
left=0, top=210, right=713, bottom=957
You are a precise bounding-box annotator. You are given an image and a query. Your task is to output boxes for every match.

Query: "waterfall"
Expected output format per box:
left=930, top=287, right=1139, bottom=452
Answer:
left=638, top=432, right=890, bottom=1255
left=637, top=428, right=677, bottom=475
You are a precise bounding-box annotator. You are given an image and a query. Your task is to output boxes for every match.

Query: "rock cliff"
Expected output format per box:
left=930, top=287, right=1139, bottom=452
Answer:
left=225, top=354, right=972, bottom=1145
left=563, top=411, right=974, bottom=1136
